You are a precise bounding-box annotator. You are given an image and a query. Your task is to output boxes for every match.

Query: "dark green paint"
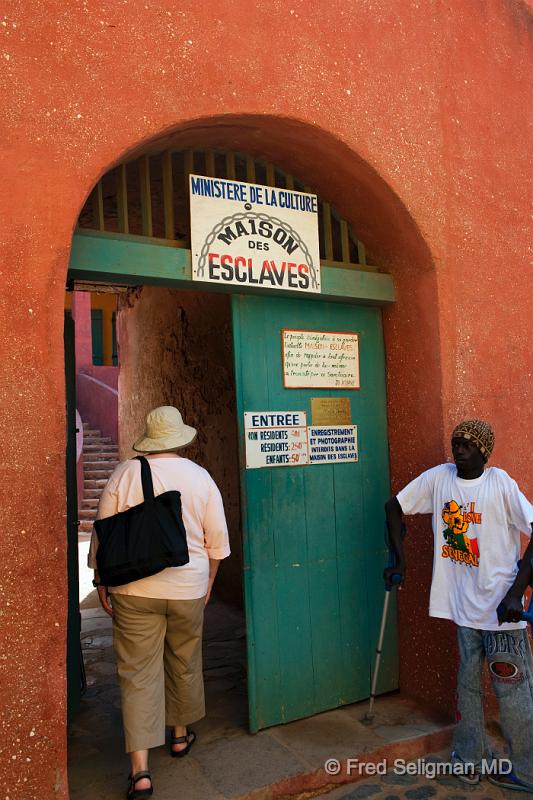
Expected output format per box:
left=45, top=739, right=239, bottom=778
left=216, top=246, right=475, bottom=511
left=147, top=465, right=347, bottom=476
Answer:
left=111, top=312, right=118, bottom=366
left=68, top=231, right=394, bottom=305
left=231, top=295, right=398, bottom=732
left=91, top=309, right=103, bottom=365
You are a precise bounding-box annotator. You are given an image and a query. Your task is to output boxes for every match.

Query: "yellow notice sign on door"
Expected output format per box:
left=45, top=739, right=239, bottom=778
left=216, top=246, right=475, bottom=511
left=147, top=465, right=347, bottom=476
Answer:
left=311, top=397, right=352, bottom=426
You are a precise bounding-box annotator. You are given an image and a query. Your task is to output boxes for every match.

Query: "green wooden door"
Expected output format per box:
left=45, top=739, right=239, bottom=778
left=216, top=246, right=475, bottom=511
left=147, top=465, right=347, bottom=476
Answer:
left=232, top=294, right=398, bottom=732
left=91, top=309, right=104, bottom=365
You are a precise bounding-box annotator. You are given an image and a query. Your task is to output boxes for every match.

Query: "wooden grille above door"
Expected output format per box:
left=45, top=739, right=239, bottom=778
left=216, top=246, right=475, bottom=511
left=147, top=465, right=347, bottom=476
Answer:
left=78, top=150, right=376, bottom=271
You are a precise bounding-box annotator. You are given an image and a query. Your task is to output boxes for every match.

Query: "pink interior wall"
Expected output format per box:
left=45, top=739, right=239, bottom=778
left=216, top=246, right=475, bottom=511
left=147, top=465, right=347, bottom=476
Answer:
left=0, top=2, right=531, bottom=797
left=71, top=290, right=118, bottom=442
left=76, top=367, right=119, bottom=443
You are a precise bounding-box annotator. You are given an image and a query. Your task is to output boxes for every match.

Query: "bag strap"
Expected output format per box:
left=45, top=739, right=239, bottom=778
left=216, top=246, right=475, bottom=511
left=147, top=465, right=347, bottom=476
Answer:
left=135, top=456, right=155, bottom=502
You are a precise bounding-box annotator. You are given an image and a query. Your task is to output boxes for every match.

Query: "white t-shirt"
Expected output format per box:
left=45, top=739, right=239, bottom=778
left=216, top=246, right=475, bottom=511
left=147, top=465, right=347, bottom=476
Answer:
left=88, top=456, right=231, bottom=599
left=396, top=464, right=533, bottom=630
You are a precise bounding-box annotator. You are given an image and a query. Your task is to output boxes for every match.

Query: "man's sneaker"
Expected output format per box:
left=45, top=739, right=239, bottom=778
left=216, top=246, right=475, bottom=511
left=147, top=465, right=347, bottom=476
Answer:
left=487, top=772, right=533, bottom=793
left=451, top=751, right=481, bottom=785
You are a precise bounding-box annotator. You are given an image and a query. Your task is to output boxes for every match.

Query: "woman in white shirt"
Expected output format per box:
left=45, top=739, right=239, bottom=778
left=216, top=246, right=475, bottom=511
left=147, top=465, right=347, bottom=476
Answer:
left=89, top=406, right=231, bottom=800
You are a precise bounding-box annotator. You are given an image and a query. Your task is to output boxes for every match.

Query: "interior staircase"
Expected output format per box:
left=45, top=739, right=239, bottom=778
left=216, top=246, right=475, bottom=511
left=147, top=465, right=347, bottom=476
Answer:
left=78, top=422, right=119, bottom=541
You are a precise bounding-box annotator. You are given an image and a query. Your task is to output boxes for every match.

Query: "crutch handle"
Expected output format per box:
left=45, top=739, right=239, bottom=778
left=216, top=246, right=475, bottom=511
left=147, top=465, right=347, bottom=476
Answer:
left=386, top=550, right=403, bottom=591
left=387, top=573, right=402, bottom=590
left=521, top=556, right=533, bottom=626
left=521, top=609, right=533, bottom=625
left=384, top=521, right=406, bottom=591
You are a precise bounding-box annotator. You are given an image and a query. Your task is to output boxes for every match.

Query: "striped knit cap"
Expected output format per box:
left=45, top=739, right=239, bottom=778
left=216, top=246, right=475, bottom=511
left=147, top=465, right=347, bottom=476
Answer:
left=451, top=419, right=495, bottom=462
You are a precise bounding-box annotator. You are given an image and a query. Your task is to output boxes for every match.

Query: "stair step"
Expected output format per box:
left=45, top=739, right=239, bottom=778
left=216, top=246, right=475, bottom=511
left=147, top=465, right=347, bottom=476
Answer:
left=80, top=418, right=118, bottom=510
left=83, top=448, right=117, bottom=455
left=84, top=478, right=109, bottom=489
left=84, top=488, right=103, bottom=499
left=82, top=428, right=101, bottom=436
left=79, top=520, right=95, bottom=532
left=83, top=455, right=118, bottom=464
left=82, top=499, right=99, bottom=509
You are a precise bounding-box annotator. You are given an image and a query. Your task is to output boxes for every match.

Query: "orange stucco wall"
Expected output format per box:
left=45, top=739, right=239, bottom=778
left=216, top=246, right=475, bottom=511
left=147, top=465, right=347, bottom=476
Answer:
left=0, top=2, right=531, bottom=797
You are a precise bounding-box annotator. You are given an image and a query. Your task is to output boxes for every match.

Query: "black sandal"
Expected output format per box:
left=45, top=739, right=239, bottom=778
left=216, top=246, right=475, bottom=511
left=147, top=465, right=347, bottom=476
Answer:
left=126, top=771, right=153, bottom=800
left=170, top=728, right=196, bottom=758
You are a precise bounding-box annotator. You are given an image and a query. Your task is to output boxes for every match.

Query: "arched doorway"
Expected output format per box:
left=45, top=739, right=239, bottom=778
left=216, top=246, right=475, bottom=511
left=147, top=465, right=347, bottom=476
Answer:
left=67, top=141, right=398, bottom=737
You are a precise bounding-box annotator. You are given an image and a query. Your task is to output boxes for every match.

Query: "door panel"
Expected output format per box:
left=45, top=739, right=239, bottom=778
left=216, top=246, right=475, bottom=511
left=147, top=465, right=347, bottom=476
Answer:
left=232, top=294, right=397, bottom=732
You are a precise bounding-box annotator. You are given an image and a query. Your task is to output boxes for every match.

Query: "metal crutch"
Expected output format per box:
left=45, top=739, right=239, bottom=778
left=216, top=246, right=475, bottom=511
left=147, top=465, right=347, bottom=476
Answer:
left=520, top=557, right=533, bottom=628
left=363, top=522, right=406, bottom=723
left=496, top=556, right=533, bottom=628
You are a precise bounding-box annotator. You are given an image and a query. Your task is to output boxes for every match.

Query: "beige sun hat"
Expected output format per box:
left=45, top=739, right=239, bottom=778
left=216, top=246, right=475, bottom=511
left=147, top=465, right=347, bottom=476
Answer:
left=133, top=406, right=197, bottom=453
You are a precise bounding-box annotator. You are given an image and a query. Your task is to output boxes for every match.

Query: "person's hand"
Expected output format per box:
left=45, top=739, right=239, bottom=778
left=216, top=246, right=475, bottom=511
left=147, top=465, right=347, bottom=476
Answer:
left=383, top=565, right=404, bottom=590
left=204, top=585, right=213, bottom=606
left=97, top=585, right=113, bottom=616
left=496, top=593, right=523, bottom=625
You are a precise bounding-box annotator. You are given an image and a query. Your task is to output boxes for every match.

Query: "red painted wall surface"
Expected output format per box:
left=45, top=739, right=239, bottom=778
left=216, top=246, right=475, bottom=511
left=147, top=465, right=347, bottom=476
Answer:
left=0, top=2, right=531, bottom=797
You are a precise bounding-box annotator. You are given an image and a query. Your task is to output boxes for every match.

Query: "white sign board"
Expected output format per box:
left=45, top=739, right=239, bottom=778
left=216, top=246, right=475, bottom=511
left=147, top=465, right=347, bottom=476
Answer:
left=244, top=411, right=308, bottom=469
left=308, top=425, right=358, bottom=464
left=282, top=330, right=360, bottom=389
left=190, top=175, right=321, bottom=293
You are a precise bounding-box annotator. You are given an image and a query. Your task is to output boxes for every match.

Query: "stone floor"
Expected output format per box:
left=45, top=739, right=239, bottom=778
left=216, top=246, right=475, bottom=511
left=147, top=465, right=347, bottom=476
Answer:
left=68, top=600, right=526, bottom=800
left=313, top=758, right=532, bottom=800
left=72, top=545, right=531, bottom=800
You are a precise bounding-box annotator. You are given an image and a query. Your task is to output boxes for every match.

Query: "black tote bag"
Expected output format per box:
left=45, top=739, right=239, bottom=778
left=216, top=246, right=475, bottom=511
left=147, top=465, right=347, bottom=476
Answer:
left=95, top=456, right=189, bottom=587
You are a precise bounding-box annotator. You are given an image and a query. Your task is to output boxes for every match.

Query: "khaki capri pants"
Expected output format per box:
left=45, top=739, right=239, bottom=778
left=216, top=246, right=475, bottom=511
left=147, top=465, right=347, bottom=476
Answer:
left=111, top=593, right=206, bottom=753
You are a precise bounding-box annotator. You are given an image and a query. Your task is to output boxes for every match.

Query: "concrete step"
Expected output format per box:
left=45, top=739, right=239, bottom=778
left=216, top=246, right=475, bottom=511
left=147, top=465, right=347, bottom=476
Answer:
left=82, top=499, right=99, bottom=509
left=84, top=488, right=103, bottom=499
left=83, top=435, right=112, bottom=444
left=82, top=428, right=102, bottom=437
left=79, top=520, right=95, bottom=532
left=79, top=509, right=97, bottom=520
left=83, top=454, right=118, bottom=464
left=83, top=459, right=117, bottom=468
left=83, top=471, right=115, bottom=481
left=83, top=446, right=118, bottom=455
left=84, top=478, right=109, bottom=489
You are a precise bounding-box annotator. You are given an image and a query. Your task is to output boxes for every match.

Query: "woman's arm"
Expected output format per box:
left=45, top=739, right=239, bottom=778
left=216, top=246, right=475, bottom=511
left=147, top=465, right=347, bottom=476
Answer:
left=497, top=526, right=533, bottom=623
left=205, top=558, right=221, bottom=606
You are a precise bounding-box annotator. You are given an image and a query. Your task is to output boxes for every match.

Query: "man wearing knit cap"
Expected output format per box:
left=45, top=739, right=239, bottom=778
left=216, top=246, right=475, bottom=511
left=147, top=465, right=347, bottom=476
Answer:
left=384, top=419, right=533, bottom=792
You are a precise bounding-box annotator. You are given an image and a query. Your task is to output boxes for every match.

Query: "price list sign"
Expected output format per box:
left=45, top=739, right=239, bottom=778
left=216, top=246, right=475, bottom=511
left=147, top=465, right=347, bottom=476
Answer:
left=244, top=411, right=308, bottom=469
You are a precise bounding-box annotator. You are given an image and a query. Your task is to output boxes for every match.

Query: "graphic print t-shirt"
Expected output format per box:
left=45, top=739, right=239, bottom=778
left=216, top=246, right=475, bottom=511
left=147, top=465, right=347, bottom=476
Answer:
left=396, top=465, right=533, bottom=630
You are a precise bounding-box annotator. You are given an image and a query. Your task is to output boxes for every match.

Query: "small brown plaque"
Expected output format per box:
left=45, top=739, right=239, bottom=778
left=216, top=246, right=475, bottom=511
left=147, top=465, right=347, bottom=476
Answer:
left=311, top=397, right=352, bottom=426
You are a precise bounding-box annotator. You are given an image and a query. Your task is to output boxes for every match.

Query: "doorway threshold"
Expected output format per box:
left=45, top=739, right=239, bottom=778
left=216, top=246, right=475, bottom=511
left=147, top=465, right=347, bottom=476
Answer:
left=68, top=602, right=453, bottom=800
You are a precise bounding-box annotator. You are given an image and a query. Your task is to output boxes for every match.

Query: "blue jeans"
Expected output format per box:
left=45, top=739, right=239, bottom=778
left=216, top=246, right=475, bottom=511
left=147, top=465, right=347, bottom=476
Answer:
left=453, top=626, right=533, bottom=787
